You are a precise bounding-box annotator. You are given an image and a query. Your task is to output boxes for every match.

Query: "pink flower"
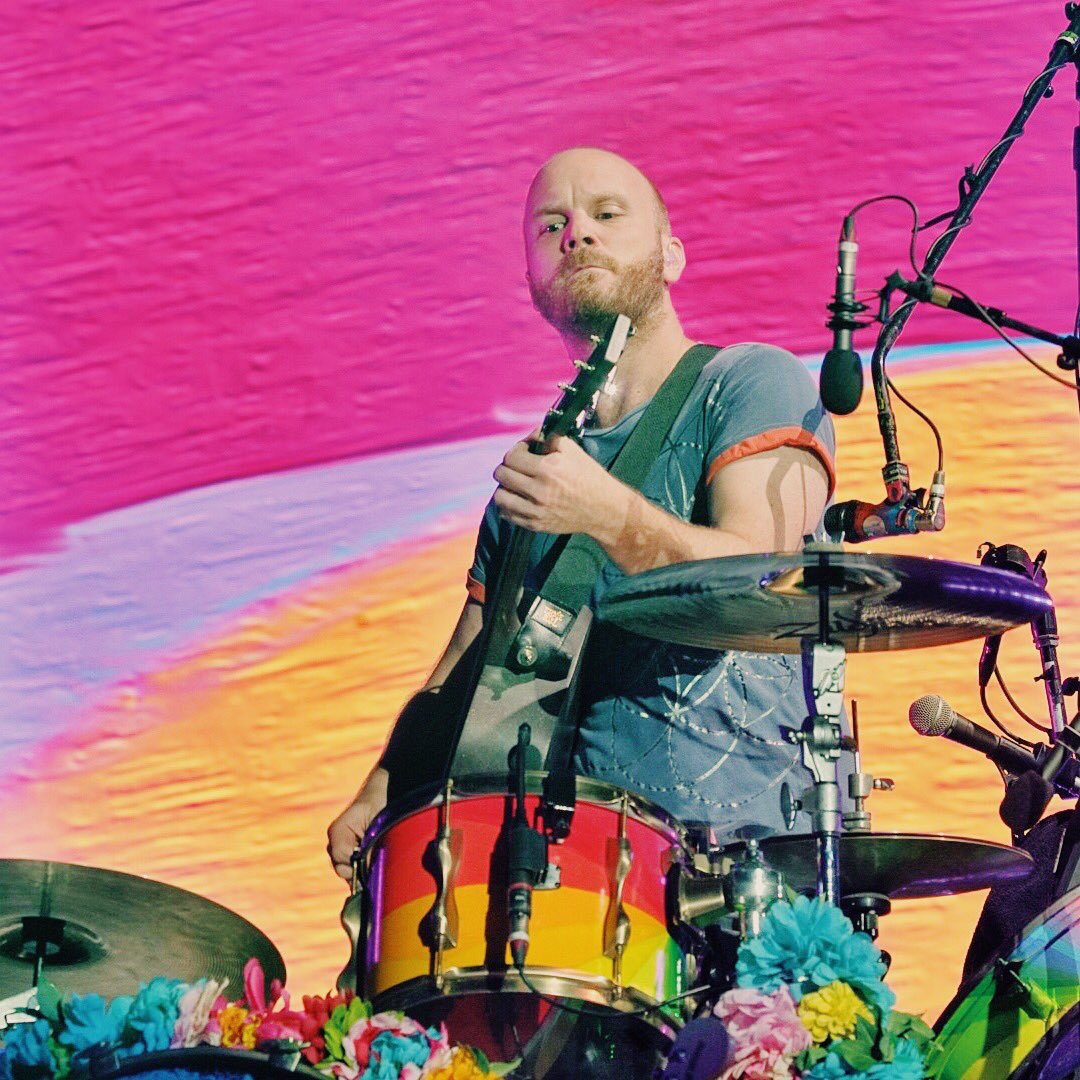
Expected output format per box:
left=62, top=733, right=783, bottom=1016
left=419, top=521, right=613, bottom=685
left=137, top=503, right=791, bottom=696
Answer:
left=172, top=978, right=229, bottom=1048
left=713, top=986, right=811, bottom=1080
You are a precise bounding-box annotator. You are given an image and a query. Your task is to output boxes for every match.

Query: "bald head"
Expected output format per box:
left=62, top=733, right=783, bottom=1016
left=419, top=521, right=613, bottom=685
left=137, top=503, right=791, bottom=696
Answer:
left=526, top=148, right=670, bottom=236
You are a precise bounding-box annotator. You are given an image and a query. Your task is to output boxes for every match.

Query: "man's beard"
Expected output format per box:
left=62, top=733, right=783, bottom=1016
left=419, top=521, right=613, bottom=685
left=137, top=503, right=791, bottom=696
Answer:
left=529, top=247, right=667, bottom=337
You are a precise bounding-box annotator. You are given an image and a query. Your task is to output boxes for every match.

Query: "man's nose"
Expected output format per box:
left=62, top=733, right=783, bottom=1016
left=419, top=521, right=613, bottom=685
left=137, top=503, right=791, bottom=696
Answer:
left=560, top=217, right=595, bottom=253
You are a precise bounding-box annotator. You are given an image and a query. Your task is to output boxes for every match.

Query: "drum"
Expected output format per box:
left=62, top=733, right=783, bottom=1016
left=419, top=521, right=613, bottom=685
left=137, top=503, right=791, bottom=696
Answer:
left=95, top=1047, right=322, bottom=1080
left=344, top=777, right=694, bottom=1065
left=930, top=887, right=1080, bottom=1080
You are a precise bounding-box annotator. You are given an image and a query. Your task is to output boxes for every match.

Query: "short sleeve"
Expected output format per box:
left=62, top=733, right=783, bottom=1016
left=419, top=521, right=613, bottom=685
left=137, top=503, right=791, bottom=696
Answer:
left=702, top=343, right=836, bottom=496
left=465, top=497, right=503, bottom=604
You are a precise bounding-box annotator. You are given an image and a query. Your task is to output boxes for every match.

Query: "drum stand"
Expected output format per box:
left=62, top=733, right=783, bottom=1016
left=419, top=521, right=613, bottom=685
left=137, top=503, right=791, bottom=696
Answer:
left=788, top=548, right=849, bottom=907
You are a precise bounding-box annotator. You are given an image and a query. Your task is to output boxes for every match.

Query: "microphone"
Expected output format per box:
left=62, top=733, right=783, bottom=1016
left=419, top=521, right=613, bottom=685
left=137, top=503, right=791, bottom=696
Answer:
left=820, top=214, right=865, bottom=415
left=908, top=694, right=1038, bottom=776
left=661, top=1017, right=732, bottom=1080
left=507, top=725, right=546, bottom=969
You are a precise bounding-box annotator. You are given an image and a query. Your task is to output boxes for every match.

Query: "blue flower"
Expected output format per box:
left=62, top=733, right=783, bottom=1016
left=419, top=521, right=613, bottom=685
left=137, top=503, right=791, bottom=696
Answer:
left=736, top=896, right=892, bottom=1008
left=867, top=1037, right=926, bottom=1080
left=1, top=1020, right=56, bottom=1074
left=60, top=993, right=133, bottom=1053
left=804, top=1051, right=858, bottom=1079
left=121, top=978, right=185, bottom=1056
left=364, top=1029, right=433, bottom=1079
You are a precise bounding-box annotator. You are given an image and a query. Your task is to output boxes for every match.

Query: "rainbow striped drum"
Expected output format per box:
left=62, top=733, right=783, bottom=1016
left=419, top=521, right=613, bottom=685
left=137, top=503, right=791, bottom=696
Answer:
left=929, top=888, right=1080, bottom=1080
left=346, top=778, right=693, bottom=1052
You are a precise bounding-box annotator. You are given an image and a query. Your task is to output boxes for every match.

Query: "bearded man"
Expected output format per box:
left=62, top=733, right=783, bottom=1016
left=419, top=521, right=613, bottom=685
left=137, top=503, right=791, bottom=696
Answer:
left=328, top=147, right=836, bottom=877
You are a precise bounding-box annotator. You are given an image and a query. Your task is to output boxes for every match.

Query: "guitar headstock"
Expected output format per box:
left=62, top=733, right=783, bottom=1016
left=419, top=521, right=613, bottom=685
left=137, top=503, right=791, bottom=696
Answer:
left=538, top=314, right=633, bottom=442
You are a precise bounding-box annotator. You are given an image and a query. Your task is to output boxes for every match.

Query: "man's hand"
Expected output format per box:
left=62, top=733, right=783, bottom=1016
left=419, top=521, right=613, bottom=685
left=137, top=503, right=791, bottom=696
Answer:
left=493, top=432, right=626, bottom=538
left=327, top=766, right=389, bottom=882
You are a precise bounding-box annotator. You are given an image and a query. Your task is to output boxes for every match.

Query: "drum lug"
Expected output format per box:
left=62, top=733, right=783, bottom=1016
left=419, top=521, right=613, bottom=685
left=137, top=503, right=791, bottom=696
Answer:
left=993, top=958, right=1056, bottom=1020
left=430, top=780, right=463, bottom=990
left=536, top=862, right=561, bottom=891
left=337, top=850, right=368, bottom=994
left=603, top=794, right=634, bottom=991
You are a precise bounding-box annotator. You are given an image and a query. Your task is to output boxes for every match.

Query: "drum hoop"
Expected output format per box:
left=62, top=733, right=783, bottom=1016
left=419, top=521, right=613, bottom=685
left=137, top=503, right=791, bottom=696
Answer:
left=371, top=969, right=682, bottom=1039
left=363, top=772, right=688, bottom=856
left=934, top=884, right=1080, bottom=1034
left=95, top=1047, right=324, bottom=1080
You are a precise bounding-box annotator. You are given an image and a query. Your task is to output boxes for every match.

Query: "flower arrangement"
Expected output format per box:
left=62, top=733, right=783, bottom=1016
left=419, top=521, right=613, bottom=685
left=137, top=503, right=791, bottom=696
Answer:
left=0, top=961, right=509, bottom=1080
left=712, top=895, right=936, bottom=1079
left=0, top=898, right=936, bottom=1080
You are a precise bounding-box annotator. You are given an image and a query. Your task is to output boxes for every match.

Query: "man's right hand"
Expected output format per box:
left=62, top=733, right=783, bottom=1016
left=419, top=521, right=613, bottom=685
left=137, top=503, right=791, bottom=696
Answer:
left=327, top=766, right=389, bottom=881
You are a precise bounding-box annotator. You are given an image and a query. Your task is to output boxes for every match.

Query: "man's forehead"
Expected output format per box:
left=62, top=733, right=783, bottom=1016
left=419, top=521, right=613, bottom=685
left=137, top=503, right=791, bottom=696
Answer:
left=526, top=149, right=653, bottom=211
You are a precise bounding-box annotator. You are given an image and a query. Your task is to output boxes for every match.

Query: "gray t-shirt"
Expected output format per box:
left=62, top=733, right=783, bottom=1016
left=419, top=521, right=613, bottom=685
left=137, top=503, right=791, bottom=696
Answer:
left=468, top=342, right=837, bottom=839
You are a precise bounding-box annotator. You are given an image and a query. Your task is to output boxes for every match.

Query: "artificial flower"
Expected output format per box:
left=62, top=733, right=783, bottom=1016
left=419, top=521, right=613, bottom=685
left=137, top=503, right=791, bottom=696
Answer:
left=124, top=977, right=186, bottom=1056
left=736, top=896, right=894, bottom=1010
left=172, top=978, right=228, bottom=1048
left=298, top=990, right=355, bottom=1064
left=58, top=993, right=133, bottom=1053
left=798, top=981, right=872, bottom=1043
left=0, top=1019, right=56, bottom=1075
left=803, top=1051, right=857, bottom=1079
left=713, top=985, right=811, bottom=1080
left=364, top=1026, right=438, bottom=1080
left=215, top=1004, right=257, bottom=1050
left=865, top=1037, right=926, bottom=1080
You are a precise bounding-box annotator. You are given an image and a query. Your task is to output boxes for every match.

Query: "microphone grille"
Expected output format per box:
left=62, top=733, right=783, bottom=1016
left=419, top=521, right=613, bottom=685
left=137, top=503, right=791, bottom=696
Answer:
left=908, top=694, right=954, bottom=737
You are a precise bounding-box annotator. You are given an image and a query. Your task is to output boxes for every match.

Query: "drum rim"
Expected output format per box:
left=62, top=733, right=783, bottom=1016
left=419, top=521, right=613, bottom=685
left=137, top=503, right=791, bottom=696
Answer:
left=370, top=968, right=682, bottom=1039
left=363, top=772, right=688, bottom=853
left=934, top=884, right=1080, bottom=1034
left=94, top=1047, right=324, bottom=1080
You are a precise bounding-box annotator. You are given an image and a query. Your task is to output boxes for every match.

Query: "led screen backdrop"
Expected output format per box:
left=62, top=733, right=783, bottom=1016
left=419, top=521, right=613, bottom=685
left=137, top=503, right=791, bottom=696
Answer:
left=2, top=0, right=1079, bottom=1022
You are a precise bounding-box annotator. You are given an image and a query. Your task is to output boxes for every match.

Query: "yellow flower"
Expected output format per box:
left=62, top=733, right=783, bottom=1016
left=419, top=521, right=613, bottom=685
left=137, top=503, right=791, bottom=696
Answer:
left=425, top=1046, right=498, bottom=1080
left=217, top=1005, right=256, bottom=1049
left=797, top=981, right=872, bottom=1043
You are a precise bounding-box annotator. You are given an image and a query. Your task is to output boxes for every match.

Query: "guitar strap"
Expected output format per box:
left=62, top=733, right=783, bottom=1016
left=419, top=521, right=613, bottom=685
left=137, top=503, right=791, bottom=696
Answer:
left=439, top=343, right=720, bottom=794
left=531, top=343, right=719, bottom=795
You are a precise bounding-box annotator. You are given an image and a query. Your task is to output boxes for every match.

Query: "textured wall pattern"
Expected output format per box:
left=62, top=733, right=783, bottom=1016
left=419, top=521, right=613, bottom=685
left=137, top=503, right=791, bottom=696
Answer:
left=2, top=0, right=1079, bottom=1026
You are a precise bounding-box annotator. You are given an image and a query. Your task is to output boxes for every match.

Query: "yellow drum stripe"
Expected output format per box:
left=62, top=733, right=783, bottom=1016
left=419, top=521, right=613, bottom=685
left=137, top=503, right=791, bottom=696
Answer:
left=369, top=883, right=675, bottom=1000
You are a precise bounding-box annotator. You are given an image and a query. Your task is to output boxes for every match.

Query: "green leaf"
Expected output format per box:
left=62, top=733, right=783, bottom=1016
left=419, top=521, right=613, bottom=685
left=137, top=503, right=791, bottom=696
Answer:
left=831, top=1033, right=877, bottom=1072
left=462, top=1045, right=492, bottom=1071
left=35, top=980, right=62, bottom=1024
left=794, top=1046, right=828, bottom=1070
left=488, top=1059, right=521, bottom=1077
left=47, top=1036, right=71, bottom=1080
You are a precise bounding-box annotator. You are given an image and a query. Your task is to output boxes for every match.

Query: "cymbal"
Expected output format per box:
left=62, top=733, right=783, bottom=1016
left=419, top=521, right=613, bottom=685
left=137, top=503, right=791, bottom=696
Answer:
left=0, top=860, right=285, bottom=998
left=595, top=549, right=1052, bottom=653
left=723, top=833, right=1034, bottom=900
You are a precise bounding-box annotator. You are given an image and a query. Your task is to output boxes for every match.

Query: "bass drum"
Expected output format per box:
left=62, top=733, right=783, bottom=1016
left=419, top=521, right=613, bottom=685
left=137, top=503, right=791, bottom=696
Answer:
left=931, top=888, right=1080, bottom=1080
left=342, top=777, right=695, bottom=1073
left=95, top=1048, right=323, bottom=1080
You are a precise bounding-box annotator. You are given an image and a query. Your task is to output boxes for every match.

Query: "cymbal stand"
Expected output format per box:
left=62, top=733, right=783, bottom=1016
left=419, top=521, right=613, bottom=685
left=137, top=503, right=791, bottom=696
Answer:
left=792, top=548, right=847, bottom=907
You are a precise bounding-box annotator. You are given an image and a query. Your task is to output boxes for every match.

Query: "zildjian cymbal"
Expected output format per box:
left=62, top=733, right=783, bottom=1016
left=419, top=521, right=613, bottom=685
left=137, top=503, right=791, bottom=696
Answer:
left=0, top=860, right=285, bottom=998
left=595, top=548, right=1052, bottom=653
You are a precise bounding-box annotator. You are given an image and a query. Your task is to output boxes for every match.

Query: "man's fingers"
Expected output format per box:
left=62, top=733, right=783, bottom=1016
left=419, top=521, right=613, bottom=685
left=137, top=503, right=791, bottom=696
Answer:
left=493, top=487, right=536, bottom=524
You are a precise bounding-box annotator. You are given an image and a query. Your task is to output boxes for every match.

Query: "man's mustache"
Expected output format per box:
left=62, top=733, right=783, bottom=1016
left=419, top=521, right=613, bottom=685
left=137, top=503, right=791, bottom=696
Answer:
left=558, top=251, right=619, bottom=278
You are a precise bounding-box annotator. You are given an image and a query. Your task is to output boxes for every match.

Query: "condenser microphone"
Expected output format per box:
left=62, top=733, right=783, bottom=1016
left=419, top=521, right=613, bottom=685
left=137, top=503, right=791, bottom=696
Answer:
left=908, top=694, right=1039, bottom=776
left=820, top=214, right=864, bottom=415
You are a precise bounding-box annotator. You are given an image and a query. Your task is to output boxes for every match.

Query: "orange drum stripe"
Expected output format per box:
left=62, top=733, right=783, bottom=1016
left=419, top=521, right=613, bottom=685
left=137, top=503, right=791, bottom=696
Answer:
left=368, top=884, right=675, bottom=1002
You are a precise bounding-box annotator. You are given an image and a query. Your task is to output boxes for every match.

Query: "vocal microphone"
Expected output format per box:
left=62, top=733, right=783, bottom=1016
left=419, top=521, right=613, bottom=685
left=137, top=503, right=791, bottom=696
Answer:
left=820, top=214, right=865, bottom=416
left=908, top=694, right=1038, bottom=776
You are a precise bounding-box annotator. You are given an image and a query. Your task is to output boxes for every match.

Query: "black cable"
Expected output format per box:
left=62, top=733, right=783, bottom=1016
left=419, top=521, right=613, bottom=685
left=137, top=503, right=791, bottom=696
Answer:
left=883, top=374, right=945, bottom=470
left=511, top=961, right=711, bottom=1021
left=980, top=682, right=1037, bottom=747
left=931, top=278, right=1080, bottom=390
left=994, top=665, right=1052, bottom=736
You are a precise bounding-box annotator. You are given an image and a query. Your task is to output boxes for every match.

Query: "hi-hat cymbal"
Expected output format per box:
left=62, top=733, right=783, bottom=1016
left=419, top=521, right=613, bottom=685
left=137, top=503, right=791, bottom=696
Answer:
left=724, top=833, right=1034, bottom=900
left=595, top=549, right=1052, bottom=653
left=0, top=860, right=285, bottom=998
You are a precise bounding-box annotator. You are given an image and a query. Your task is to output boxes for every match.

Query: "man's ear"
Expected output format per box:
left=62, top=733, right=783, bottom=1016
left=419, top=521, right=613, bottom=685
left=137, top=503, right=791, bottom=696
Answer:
left=662, top=235, right=686, bottom=283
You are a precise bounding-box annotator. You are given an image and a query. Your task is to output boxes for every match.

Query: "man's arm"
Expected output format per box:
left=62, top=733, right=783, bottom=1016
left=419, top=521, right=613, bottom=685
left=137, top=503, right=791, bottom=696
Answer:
left=493, top=436, right=831, bottom=572
left=326, top=598, right=484, bottom=880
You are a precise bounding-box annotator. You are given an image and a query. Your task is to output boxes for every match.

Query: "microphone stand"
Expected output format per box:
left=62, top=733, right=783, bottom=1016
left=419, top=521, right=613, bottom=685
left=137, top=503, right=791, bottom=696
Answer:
left=867, top=5, right=1080, bottom=509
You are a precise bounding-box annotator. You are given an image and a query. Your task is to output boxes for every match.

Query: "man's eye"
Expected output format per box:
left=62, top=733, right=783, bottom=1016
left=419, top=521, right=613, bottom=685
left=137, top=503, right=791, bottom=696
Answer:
left=542, top=221, right=564, bottom=234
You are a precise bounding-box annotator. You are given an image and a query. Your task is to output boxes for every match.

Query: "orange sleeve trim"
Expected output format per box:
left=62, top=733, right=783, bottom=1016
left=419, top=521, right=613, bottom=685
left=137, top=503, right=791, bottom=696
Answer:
left=466, top=573, right=486, bottom=604
left=705, top=427, right=837, bottom=497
